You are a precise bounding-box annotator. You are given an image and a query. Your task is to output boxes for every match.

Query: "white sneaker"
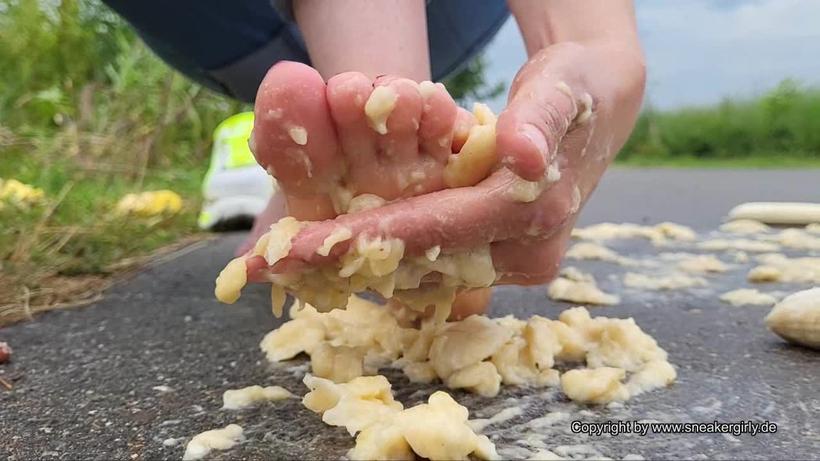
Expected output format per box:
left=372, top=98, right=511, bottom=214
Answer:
left=198, top=112, right=277, bottom=230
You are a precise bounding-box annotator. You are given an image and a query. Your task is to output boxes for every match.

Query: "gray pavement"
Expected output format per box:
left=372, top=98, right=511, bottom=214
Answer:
left=2, top=168, right=819, bottom=460
left=578, top=168, right=820, bottom=227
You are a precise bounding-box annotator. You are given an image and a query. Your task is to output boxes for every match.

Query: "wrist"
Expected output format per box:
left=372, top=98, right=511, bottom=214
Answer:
left=522, top=40, right=646, bottom=101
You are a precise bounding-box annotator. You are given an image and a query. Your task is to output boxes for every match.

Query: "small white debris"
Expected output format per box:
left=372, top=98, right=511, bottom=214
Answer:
left=162, top=437, right=181, bottom=447
left=288, top=126, right=308, bottom=145
left=364, top=86, right=398, bottom=135
left=183, top=424, right=244, bottom=461
left=222, top=385, right=293, bottom=410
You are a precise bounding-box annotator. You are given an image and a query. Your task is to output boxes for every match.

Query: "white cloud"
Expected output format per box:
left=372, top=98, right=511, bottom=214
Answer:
left=481, top=0, right=820, bottom=110
left=638, top=0, right=820, bottom=41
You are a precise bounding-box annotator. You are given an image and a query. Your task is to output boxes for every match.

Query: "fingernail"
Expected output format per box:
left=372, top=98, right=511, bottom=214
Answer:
left=520, top=124, right=549, bottom=161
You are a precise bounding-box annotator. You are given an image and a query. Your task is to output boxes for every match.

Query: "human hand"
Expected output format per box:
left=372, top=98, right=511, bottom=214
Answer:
left=267, top=41, right=645, bottom=286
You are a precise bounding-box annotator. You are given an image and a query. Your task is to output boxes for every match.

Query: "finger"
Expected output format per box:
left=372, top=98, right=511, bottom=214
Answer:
left=280, top=168, right=577, bottom=268
left=490, top=219, right=575, bottom=285
left=496, top=81, right=579, bottom=181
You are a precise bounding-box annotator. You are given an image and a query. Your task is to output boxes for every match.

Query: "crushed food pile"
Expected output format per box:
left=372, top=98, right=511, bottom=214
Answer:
left=261, top=296, right=675, bottom=403
left=189, top=212, right=820, bottom=460
left=201, top=74, right=819, bottom=461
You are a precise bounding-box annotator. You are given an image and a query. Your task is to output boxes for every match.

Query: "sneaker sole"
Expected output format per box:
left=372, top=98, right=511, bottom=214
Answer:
left=199, top=195, right=269, bottom=231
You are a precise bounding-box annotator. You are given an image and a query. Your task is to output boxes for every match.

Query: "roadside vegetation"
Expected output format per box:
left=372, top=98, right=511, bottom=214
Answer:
left=619, top=80, right=820, bottom=166
left=0, top=0, right=240, bottom=323
left=1, top=1, right=818, bottom=324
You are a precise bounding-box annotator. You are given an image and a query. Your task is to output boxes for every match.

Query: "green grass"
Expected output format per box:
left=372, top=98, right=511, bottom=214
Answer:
left=619, top=80, right=820, bottom=165
left=0, top=151, right=204, bottom=274
left=616, top=154, right=820, bottom=168
left=0, top=138, right=210, bottom=324
left=0, top=0, right=242, bottom=324
left=0, top=0, right=502, bottom=325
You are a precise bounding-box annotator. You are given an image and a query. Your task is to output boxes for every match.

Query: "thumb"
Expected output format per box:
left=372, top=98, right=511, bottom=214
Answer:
left=496, top=78, right=582, bottom=181
left=271, top=168, right=576, bottom=270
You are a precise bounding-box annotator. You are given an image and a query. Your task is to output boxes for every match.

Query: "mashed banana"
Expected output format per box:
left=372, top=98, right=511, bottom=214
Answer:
left=719, top=289, right=778, bottom=307
left=747, top=253, right=820, bottom=284
left=222, top=385, right=292, bottom=410
left=302, top=374, right=498, bottom=461
left=623, top=272, right=707, bottom=291
left=765, top=287, right=820, bottom=349
left=217, top=221, right=497, bottom=322
left=572, top=222, right=696, bottom=244
left=547, top=268, right=619, bottom=305
left=183, top=424, right=244, bottom=461
left=443, top=103, right=498, bottom=188
left=259, top=296, right=675, bottom=405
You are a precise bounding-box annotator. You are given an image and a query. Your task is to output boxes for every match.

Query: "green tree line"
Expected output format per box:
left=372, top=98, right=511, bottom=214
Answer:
left=621, top=80, right=820, bottom=163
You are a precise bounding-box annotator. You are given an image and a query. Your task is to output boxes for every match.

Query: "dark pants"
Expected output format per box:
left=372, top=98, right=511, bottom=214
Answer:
left=103, top=0, right=509, bottom=103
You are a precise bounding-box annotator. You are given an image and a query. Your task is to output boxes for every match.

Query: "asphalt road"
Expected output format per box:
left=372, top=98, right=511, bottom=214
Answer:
left=2, top=168, right=819, bottom=460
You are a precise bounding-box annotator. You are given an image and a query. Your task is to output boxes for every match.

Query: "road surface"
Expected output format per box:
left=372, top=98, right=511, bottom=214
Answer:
left=2, top=168, right=819, bottom=460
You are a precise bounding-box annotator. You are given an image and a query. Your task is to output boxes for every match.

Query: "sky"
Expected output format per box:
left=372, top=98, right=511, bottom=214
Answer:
left=481, top=0, right=820, bottom=112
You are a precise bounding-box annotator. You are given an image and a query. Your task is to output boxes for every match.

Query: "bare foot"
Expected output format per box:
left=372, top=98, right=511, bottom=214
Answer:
left=279, top=42, right=645, bottom=286
left=250, top=62, right=476, bottom=214
left=247, top=61, right=489, bottom=316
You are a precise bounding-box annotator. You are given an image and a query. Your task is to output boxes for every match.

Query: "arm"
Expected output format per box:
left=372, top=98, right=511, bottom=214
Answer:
left=255, top=1, right=647, bottom=289
left=500, top=0, right=646, bottom=194
left=293, top=0, right=431, bottom=81
left=508, top=0, right=641, bottom=55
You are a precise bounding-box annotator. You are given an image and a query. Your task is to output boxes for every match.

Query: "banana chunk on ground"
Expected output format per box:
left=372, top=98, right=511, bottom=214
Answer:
left=548, top=269, right=619, bottom=305
left=261, top=296, right=675, bottom=404
left=572, top=222, right=696, bottom=244
left=560, top=367, right=629, bottom=405
left=747, top=253, right=820, bottom=284
left=302, top=374, right=498, bottom=461
left=222, top=385, right=292, bottom=410
left=183, top=424, right=244, bottom=461
left=720, top=219, right=770, bottom=234
left=728, top=201, right=820, bottom=225
left=765, top=287, right=820, bottom=349
left=720, top=289, right=778, bottom=307
left=395, top=391, right=498, bottom=461
left=623, top=272, right=707, bottom=291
